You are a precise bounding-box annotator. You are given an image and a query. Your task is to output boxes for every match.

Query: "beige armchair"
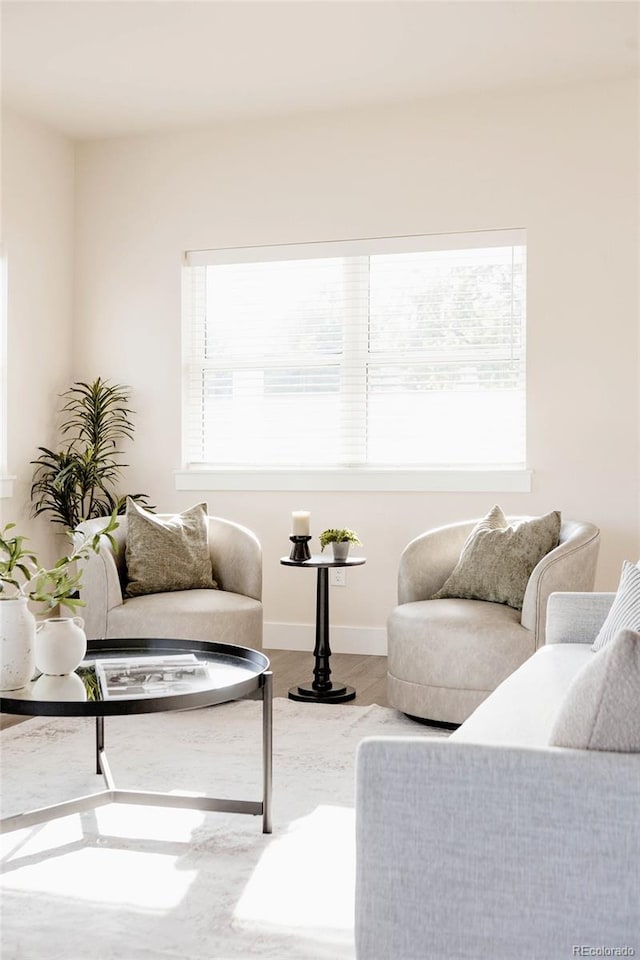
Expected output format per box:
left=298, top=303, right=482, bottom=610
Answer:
left=76, top=515, right=263, bottom=649
left=387, top=517, right=600, bottom=725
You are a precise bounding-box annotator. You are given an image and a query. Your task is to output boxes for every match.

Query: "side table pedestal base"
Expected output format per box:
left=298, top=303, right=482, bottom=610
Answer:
left=288, top=683, right=356, bottom=704
left=280, top=554, right=366, bottom=707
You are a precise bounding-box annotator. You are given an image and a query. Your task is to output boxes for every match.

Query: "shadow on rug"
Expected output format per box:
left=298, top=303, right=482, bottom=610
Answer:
left=1, top=698, right=448, bottom=960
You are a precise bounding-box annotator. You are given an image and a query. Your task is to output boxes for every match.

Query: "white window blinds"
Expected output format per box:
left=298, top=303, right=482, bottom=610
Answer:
left=182, top=230, right=526, bottom=470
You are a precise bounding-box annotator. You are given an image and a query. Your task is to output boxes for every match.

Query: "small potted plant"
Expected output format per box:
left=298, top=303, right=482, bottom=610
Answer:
left=0, top=514, right=118, bottom=689
left=319, top=528, right=361, bottom=561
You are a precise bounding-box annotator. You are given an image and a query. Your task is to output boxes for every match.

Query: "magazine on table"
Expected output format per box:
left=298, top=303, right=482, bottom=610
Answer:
left=95, top=653, right=211, bottom=699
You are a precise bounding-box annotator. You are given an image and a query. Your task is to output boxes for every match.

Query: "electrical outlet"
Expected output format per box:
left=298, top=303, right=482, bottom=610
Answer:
left=330, top=567, right=346, bottom=587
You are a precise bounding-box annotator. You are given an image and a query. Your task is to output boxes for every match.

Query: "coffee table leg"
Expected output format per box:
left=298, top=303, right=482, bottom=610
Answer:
left=262, top=671, right=273, bottom=834
left=2, top=682, right=273, bottom=834
left=95, top=716, right=104, bottom=774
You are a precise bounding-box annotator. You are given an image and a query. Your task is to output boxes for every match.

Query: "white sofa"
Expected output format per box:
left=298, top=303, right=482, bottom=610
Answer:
left=355, top=592, right=640, bottom=960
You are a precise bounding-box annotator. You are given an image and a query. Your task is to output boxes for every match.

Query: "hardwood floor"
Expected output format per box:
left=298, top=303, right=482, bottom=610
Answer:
left=264, top=649, right=389, bottom=707
left=0, top=650, right=389, bottom=731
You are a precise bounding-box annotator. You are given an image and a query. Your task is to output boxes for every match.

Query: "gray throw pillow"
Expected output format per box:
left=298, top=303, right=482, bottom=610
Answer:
left=433, top=506, right=561, bottom=611
left=459, top=503, right=509, bottom=548
left=592, top=561, right=640, bottom=651
left=125, top=499, right=218, bottom=598
left=549, top=629, right=640, bottom=752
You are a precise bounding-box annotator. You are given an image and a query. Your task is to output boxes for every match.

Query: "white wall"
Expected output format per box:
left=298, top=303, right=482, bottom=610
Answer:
left=72, top=79, right=638, bottom=650
left=1, top=108, right=75, bottom=567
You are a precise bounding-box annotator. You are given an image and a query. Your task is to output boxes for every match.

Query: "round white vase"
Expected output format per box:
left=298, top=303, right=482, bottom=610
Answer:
left=0, top=597, right=37, bottom=691
left=34, top=616, right=87, bottom=676
left=32, top=671, right=87, bottom=702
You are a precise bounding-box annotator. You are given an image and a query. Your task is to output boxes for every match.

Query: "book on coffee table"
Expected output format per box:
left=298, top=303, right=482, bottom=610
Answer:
left=95, top=654, right=211, bottom=700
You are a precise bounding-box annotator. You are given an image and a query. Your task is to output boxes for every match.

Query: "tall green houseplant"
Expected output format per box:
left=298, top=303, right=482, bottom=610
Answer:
left=31, top=378, right=152, bottom=530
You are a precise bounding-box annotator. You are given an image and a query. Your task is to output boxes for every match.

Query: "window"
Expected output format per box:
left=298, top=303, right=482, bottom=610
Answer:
left=181, top=230, right=526, bottom=485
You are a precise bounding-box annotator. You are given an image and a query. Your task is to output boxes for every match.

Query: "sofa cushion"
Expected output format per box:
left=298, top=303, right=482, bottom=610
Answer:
left=550, top=629, right=640, bottom=752
left=433, top=507, right=561, bottom=610
left=125, top=499, right=218, bottom=597
left=592, top=560, right=640, bottom=651
left=451, top=643, right=593, bottom=747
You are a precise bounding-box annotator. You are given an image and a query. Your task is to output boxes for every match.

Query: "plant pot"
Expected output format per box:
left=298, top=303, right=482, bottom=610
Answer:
left=332, top=541, right=350, bottom=561
left=34, top=616, right=87, bottom=676
left=0, top=597, right=37, bottom=691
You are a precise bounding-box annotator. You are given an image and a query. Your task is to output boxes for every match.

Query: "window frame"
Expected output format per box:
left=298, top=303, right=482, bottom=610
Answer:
left=179, top=229, right=531, bottom=493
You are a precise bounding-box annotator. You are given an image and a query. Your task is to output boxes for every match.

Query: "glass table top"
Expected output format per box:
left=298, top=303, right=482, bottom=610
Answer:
left=0, top=638, right=270, bottom=717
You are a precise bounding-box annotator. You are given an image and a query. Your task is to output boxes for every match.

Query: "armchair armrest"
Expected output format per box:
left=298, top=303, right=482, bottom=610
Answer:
left=520, top=519, right=600, bottom=645
left=75, top=518, right=125, bottom=640
left=545, top=591, right=614, bottom=645
left=397, top=521, right=473, bottom=604
left=356, top=737, right=640, bottom=960
left=208, top=518, right=262, bottom=602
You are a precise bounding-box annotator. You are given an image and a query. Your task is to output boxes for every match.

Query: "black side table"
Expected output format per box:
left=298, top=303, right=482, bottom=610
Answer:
left=280, top=555, right=366, bottom=703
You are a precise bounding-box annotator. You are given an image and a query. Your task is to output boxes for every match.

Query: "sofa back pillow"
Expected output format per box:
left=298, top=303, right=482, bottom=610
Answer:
left=125, top=499, right=218, bottom=598
left=592, top=560, right=640, bottom=651
left=549, top=628, right=640, bottom=752
left=432, top=506, right=561, bottom=611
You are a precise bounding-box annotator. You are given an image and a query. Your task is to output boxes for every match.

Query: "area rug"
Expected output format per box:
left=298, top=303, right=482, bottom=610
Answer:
left=0, top=698, right=448, bottom=960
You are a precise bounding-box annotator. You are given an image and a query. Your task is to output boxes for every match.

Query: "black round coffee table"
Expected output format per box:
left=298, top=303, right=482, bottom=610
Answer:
left=0, top=637, right=273, bottom=834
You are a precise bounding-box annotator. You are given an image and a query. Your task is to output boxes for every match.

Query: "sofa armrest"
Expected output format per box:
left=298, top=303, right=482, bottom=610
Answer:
left=545, top=591, right=614, bottom=645
left=355, top=737, right=640, bottom=960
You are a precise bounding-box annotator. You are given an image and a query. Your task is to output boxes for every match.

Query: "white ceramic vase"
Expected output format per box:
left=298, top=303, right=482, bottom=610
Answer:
left=332, top=541, right=350, bottom=561
left=0, top=597, right=37, bottom=691
left=34, top=616, right=87, bottom=676
left=32, top=671, right=87, bottom=701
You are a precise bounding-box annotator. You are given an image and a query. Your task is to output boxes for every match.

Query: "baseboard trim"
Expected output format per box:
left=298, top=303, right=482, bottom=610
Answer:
left=263, top=622, right=387, bottom=656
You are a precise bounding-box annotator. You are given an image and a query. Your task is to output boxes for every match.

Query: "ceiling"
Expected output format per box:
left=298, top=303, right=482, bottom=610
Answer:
left=1, top=0, right=638, bottom=141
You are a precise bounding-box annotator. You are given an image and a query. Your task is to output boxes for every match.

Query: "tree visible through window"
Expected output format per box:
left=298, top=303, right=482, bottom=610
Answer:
left=182, top=231, right=526, bottom=470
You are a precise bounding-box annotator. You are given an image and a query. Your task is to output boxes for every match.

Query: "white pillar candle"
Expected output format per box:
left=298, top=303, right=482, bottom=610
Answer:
left=292, top=511, right=310, bottom=536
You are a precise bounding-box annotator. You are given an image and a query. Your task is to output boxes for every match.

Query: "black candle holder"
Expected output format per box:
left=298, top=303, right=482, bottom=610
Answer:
left=289, top=535, right=312, bottom=562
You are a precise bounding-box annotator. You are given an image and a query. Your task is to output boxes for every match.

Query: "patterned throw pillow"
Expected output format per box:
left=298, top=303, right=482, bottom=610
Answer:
left=550, top=628, right=640, bottom=752
left=125, top=499, right=218, bottom=598
left=433, top=506, right=561, bottom=611
left=592, top=561, right=640, bottom=652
